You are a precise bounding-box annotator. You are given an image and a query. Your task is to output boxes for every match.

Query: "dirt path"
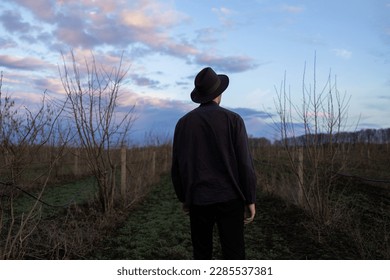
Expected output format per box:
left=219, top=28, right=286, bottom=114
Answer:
left=90, top=176, right=360, bottom=260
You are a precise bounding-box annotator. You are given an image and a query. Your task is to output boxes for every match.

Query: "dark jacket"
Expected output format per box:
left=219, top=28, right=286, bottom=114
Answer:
left=171, top=101, right=256, bottom=206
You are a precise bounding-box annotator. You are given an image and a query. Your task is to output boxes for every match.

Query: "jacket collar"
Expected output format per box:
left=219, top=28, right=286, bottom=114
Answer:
left=199, top=101, right=219, bottom=107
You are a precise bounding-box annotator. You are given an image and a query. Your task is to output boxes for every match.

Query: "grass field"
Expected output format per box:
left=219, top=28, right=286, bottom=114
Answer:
left=2, top=145, right=389, bottom=260
left=13, top=177, right=97, bottom=218
left=88, top=175, right=374, bottom=260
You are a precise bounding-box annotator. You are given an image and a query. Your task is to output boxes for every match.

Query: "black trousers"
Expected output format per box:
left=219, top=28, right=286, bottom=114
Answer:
left=189, top=199, right=245, bottom=260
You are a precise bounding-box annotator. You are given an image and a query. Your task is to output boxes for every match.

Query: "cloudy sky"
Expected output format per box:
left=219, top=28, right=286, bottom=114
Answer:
left=1, top=0, right=389, bottom=143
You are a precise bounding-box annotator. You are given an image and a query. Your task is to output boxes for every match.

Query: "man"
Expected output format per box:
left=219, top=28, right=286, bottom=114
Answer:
left=171, top=67, right=256, bottom=260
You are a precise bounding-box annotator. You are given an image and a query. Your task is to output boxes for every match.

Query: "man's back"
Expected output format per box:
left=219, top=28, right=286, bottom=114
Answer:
left=171, top=101, right=256, bottom=206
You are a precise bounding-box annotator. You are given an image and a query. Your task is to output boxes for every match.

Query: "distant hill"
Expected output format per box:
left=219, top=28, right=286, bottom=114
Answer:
left=250, top=128, right=390, bottom=146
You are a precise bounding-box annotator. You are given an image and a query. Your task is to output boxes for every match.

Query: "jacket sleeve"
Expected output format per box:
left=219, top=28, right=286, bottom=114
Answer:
left=235, top=117, right=257, bottom=204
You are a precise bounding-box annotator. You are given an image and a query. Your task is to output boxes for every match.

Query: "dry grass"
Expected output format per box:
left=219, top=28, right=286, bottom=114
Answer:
left=252, top=141, right=390, bottom=259
left=0, top=144, right=171, bottom=259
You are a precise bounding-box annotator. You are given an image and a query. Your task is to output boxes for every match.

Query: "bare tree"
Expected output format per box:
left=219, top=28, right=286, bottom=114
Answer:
left=59, top=51, right=135, bottom=213
left=274, top=56, right=353, bottom=227
left=0, top=72, right=69, bottom=259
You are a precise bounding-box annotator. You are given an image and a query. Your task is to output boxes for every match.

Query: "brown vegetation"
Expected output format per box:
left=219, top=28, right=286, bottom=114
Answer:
left=252, top=140, right=390, bottom=259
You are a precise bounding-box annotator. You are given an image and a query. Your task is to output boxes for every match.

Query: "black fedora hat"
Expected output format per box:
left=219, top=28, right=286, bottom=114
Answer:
left=190, top=67, right=229, bottom=103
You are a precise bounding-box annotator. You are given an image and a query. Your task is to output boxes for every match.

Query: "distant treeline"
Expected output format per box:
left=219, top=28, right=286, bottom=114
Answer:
left=250, top=128, right=390, bottom=146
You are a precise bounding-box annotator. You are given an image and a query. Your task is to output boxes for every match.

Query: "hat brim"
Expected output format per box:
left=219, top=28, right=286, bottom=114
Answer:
left=190, top=74, right=229, bottom=103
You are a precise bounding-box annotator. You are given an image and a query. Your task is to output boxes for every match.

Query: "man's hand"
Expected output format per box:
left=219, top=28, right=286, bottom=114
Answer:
left=182, top=203, right=190, bottom=215
left=244, top=203, right=255, bottom=224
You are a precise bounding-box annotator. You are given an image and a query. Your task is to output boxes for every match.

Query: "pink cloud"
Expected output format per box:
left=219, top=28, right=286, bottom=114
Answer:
left=12, top=0, right=57, bottom=22
left=0, top=55, right=51, bottom=71
left=7, top=0, right=257, bottom=73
